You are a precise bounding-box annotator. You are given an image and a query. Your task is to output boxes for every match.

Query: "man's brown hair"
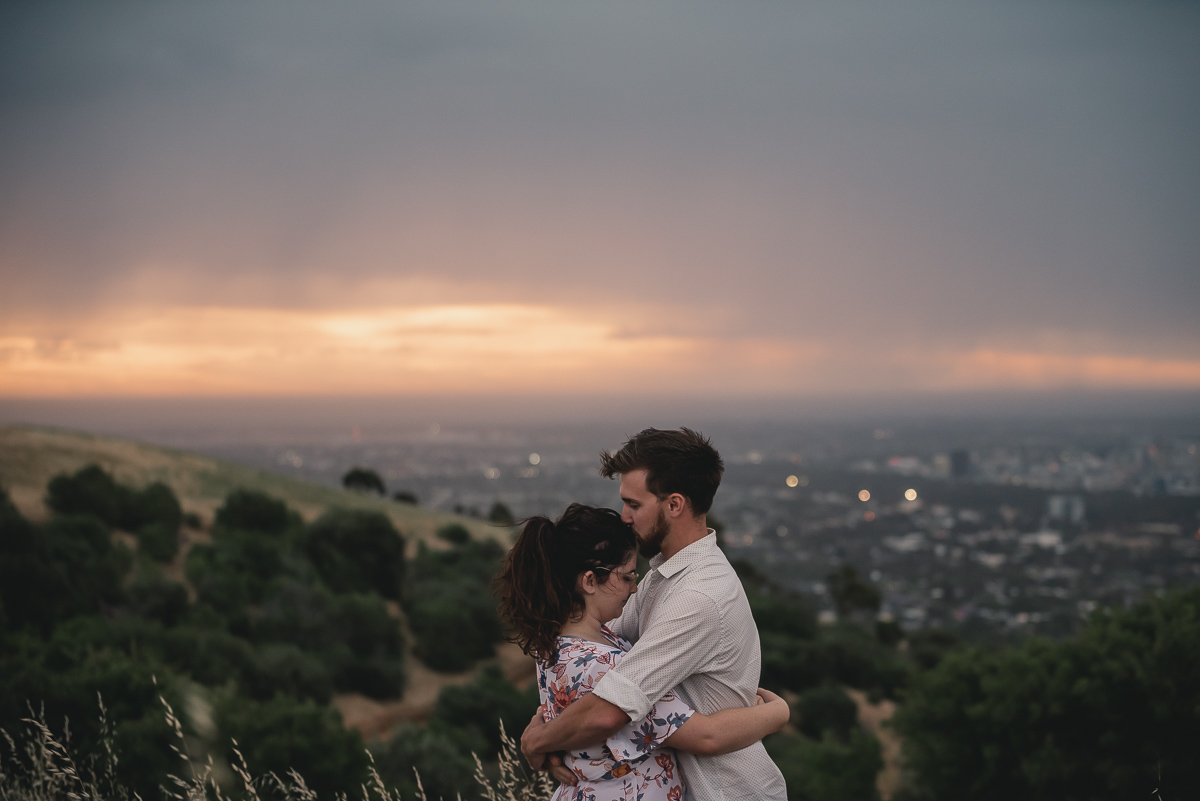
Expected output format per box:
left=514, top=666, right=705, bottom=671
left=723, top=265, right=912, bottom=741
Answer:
left=599, top=427, right=724, bottom=515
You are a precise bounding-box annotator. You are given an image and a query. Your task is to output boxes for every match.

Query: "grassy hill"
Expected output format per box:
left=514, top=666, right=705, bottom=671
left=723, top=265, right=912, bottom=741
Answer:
left=0, top=423, right=536, bottom=759
left=0, top=423, right=501, bottom=550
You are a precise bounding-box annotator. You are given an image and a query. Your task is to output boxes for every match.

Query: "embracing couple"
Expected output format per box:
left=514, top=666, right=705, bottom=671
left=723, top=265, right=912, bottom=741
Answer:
left=495, top=428, right=789, bottom=801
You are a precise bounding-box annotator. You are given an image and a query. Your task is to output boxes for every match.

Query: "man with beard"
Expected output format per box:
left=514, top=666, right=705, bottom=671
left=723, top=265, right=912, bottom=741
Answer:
left=521, top=427, right=786, bottom=801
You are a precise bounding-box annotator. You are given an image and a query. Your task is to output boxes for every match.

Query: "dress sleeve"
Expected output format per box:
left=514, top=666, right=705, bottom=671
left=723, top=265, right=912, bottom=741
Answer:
left=605, top=689, right=695, bottom=763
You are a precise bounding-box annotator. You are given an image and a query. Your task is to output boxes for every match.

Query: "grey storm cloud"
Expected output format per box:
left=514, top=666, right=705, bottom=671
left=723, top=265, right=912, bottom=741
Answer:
left=1, top=0, right=1198, bottom=354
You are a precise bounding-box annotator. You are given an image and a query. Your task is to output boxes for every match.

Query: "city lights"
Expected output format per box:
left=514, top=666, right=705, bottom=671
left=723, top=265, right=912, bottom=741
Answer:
left=905, top=488, right=918, bottom=501
left=529, top=453, right=541, bottom=465
left=858, top=489, right=871, bottom=502
left=786, top=475, right=799, bottom=488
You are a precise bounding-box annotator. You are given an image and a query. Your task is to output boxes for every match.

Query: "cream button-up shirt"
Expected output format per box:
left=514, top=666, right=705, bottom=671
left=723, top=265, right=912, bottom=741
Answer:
left=593, top=532, right=787, bottom=801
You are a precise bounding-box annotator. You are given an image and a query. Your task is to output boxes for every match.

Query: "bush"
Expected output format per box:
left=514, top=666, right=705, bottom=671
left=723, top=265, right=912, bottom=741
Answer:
left=374, top=722, right=480, bottom=800
left=44, top=466, right=182, bottom=534
left=408, top=584, right=500, bottom=672
left=406, top=539, right=505, bottom=672
left=214, top=692, right=369, bottom=797
left=488, top=501, right=515, bottom=526
left=893, top=588, right=1200, bottom=801
left=305, top=508, right=405, bottom=598
left=245, top=643, right=335, bottom=704
left=137, top=520, right=179, bottom=562
left=127, top=573, right=189, bottom=626
left=127, top=481, right=183, bottom=533
left=45, top=464, right=124, bottom=525
left=428, top=665, right=540, bottom=758
left=0, top=641, right=183, bottom=799
left=765, top=730, right=883, bottom=801
left=795, top=685, right=859, bottom=742
left=253, top=581, right=406, bottom=698
left=342, top=467, right=386, bottom=495
left=436, top=522, right=471, bottom=545
left=213, top=489, right=295, bottom=535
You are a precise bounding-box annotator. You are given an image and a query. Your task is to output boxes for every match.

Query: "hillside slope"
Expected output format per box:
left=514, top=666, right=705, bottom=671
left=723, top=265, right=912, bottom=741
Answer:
left=0, top=424, right=500, bottom=548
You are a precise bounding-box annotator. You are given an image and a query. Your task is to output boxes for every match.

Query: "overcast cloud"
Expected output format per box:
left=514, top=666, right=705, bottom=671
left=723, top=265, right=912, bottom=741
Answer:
left=1, top=0, right=1198, bottom=397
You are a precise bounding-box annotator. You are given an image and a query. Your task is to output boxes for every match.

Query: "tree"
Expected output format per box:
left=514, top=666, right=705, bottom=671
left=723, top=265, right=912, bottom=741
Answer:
left=305, top=508, right=406, bottom=599
left=488, top=501, right=515, bottom=526
left=826, top=564, right=880, bottom=618
left=342, top=467, right=386, bottom=495
left=893, top=588, right=1200, bottom=801
left=213, top=489, right=294, bottom=535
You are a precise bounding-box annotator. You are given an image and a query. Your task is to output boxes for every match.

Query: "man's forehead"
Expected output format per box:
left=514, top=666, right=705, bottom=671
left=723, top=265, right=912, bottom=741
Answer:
left=618, top=469, right=652, bottom=496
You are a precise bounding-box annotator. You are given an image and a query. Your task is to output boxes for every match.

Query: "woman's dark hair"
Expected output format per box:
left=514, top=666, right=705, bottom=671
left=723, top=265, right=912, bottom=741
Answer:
left=495, top=503, right=635, bottom=666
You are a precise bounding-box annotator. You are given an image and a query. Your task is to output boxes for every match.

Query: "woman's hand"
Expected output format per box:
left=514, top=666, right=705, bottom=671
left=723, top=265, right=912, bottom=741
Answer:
left=755, top=688, right=790, bottom=732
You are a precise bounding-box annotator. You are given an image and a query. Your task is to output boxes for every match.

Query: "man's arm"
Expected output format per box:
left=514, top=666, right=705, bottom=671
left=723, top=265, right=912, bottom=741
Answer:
left=591, top=589, right=722, bottom=722
left=520, top=693, right=630, bottom=769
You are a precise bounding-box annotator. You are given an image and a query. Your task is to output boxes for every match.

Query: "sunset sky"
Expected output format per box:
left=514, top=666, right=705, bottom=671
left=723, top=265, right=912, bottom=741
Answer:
left=2, top=0, right=1198, bottom=406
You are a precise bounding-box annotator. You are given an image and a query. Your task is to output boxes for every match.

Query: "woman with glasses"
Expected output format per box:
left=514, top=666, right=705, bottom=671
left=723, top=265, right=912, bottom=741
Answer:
left=496, top=503, right=789, bottom=801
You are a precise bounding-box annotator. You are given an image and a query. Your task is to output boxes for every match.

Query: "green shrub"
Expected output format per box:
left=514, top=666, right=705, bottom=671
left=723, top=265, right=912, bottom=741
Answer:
left=428, top=665, right=540, bottom=758
left=795, top=685, right=859, bottom=742
left=765, top=730, right=883, bottom=801
left=127, top=481, right=183, bottom=532
left=406, top=539, right=505, bottom=673
left=254, top=581, right=406, bottom=698
left=305, top=508, right=405, bottom=598
left=436, top=522, right=471, bottom=544
left=374, top=722, right=480, bottom=801
left=214, top=692, right=369, bottom=797
left=342, top=467, right=386, bottom=495
left=245, top=643, right=335, bottom=704
left=137, top=520, right=179, bottom=562
left=213, top=489, right=295, bottom=535
left=127, top=573, right=189, bottom=626
left=893, top=588, right=1200, bottom=801
left=44, top=464, right=124, bottom=525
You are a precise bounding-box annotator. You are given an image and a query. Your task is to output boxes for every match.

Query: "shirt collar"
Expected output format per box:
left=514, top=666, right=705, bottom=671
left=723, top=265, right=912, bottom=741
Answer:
left=650, top=530, right=718, bottom=578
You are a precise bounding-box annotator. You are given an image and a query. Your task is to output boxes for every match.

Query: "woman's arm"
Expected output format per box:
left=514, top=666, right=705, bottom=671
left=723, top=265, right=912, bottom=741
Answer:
left=662, top=689, right=790, bottom=757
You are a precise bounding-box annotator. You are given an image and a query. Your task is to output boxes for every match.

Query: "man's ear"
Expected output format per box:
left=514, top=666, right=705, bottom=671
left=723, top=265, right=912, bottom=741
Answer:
left=665, top=493, right=689, bottom=519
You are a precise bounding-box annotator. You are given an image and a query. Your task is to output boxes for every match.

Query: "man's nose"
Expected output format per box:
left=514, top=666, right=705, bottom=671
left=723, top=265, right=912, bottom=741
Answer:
left=621, top=508, right=633, bottom=524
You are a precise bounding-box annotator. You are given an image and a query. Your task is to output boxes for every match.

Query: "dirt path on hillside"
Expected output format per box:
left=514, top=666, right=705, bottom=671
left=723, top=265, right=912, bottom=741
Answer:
left=846, top=689, right=903, bottom=801
left=334, top=643, right=537, bottom=741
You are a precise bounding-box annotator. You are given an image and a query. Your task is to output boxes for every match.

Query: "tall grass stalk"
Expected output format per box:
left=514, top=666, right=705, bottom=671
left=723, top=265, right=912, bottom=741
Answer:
left=0, top=697, right=553, bottom=801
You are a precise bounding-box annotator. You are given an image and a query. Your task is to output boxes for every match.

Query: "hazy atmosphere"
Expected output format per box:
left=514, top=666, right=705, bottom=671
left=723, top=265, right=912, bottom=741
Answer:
left=3, top=0, right=1198, bottom=406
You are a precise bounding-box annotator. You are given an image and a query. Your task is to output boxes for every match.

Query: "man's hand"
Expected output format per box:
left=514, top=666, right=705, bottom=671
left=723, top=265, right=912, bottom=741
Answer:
left=521, top=712, right=549, bottom=770
left=522, top=712, right=578, bottom=786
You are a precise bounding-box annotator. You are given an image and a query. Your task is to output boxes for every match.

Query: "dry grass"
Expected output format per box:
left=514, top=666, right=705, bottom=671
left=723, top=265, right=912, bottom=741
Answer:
left=0, top=424, right=504, bottom=552
left=0, top=697, right=554, bottom=801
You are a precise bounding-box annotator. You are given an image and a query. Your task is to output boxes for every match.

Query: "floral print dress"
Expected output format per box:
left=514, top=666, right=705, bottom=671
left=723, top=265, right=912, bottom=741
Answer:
left=539, top=627, right=694, bottom=801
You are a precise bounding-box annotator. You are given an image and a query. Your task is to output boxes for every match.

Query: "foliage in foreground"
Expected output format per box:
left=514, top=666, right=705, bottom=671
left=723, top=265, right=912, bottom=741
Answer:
left=0, top=699, right=554, bottom=801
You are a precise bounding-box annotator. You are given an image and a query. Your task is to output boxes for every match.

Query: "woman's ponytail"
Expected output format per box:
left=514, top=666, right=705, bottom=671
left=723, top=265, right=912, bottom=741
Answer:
left=494, top=504, right=634, bottom=666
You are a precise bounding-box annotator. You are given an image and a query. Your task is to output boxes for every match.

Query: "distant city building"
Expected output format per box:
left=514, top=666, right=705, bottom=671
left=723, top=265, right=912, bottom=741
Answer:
left=950, top=450, right=972, bottom=479
left=1047, top=494, right=1085, bottom=525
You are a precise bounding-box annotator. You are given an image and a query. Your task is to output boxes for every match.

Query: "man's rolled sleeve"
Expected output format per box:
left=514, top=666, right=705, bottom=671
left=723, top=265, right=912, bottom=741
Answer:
left=593, top=588, right=722, bottom=721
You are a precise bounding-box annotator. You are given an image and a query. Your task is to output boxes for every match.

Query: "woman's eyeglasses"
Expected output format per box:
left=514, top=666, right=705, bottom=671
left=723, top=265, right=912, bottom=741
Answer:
left=595, top=567, right=639, bottom=586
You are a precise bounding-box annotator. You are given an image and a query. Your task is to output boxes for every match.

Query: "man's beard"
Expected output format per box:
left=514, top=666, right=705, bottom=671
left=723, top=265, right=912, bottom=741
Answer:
left=638, top=508, right=669, bottom=558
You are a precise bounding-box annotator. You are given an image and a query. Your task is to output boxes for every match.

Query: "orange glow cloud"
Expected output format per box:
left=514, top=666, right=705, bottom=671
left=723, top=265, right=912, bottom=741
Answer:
left=2, top=304, right=1198, bottom=397
left=0, top=305, right=822, bottom=396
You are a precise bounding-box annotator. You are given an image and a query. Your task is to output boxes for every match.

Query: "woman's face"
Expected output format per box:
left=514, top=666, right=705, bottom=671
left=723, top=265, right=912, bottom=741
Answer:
left=593, top=551, right=639, bottom=624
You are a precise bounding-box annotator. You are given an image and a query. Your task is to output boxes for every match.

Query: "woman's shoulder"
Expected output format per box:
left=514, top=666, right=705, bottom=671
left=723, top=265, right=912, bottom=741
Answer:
left=553, top=633, right=626, bottom=665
